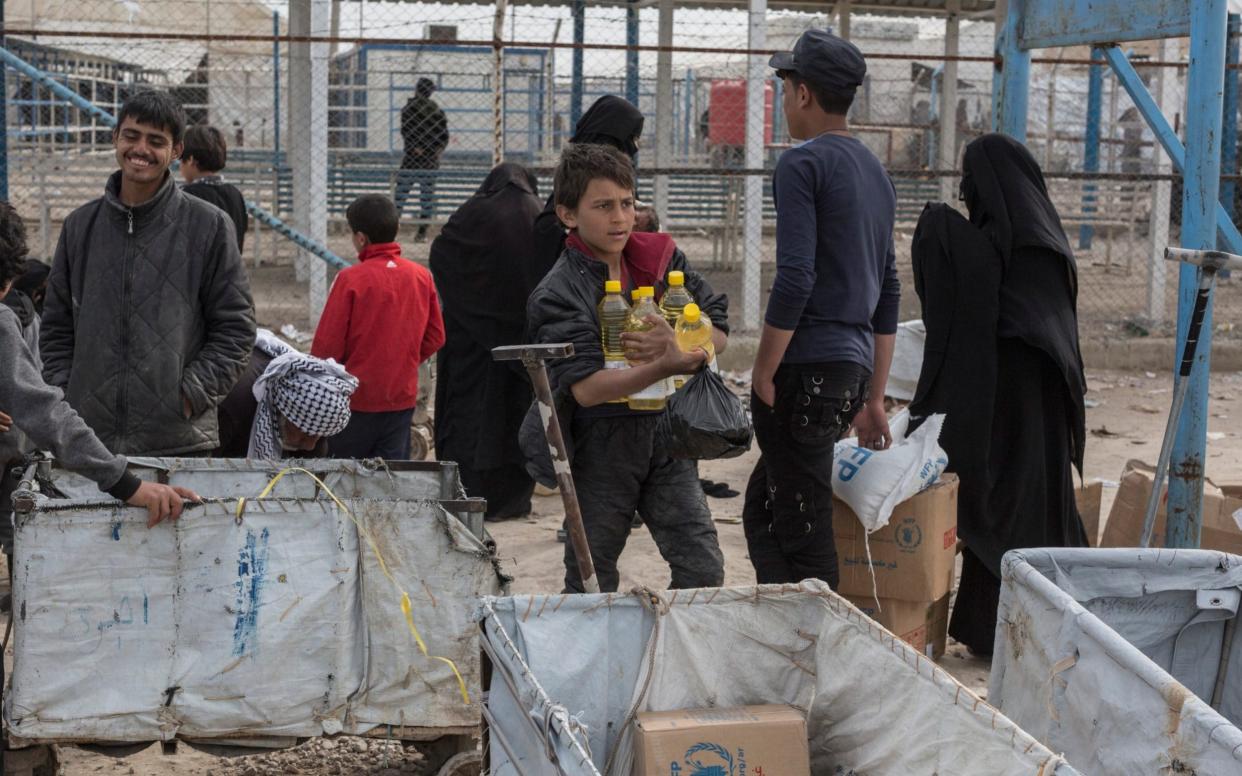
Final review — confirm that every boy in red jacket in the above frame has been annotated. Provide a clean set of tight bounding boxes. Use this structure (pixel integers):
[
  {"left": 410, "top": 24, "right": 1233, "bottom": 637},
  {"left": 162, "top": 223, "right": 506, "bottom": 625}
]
[{"left": 312, "top": 195, "right": 445, "bottom": 459}]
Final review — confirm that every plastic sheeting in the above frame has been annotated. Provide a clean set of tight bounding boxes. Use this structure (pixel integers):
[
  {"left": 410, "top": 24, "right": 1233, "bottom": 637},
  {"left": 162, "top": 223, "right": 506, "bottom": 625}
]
[
  {"left": 990, "top": 548, "right": 1242, "bottom": 775},
  {"left": 5, "top": 460, "right": 506, "bottom": 744},
  {"left": 480, "top": 583, "right": 1079, "bottom": 776}
]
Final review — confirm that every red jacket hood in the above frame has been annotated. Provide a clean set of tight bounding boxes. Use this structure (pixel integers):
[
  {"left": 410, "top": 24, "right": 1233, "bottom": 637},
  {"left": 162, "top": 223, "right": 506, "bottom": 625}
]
[{"left": 566, "top": 231, "right": 677, "bottom": 293}]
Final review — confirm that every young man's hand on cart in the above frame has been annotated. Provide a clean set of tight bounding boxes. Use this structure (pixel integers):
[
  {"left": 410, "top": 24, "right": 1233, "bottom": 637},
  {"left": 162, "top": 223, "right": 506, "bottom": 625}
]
[{"left": 129, "top": 481, "right": 202, "bottom": 528}]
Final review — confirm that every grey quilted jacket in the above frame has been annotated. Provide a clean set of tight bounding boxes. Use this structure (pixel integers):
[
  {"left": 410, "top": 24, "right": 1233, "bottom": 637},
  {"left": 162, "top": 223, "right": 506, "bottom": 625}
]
[{"left": 41, "top": 170, "right": 256, "bottom": 456}]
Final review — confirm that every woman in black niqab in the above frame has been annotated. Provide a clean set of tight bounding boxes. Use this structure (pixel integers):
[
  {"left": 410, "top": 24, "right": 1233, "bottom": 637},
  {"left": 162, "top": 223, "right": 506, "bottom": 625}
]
[
  {"left": 430, "top": 162, "right": 544, "bottom": 520},
  {"left": 909, "top": 133, "right": 1088, "bottom": 655},
  {"left": 530, "top": 95, "right": 646, "bottom": 285}
]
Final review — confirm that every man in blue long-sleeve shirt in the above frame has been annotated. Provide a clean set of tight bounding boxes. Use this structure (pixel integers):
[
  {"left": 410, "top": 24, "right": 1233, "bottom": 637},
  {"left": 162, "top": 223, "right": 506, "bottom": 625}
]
[{"left": 744, "top": 29, "right": 901, "bottom": 587}]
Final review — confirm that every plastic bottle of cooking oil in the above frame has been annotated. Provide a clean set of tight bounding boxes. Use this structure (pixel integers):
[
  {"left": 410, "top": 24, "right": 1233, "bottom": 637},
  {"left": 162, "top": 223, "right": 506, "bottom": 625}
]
[
  {"left": 675, "top": 303, "right": 715, "bottom": 369},
  {"left": 660, "top": 271, "right": 695, "bottom": 327},
  {"left": 661, "top": 272, "right": 698, "bottom": 390},
  {"left": 626, "top": 287, "right": 669, "bottom": 411},
  {"left": 598, "top": 279, "right": 631, "bottom": 403}
]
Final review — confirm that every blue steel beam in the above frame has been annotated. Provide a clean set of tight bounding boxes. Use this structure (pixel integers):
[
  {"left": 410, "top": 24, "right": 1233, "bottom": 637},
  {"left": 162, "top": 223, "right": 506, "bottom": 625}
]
[
  {"left": 1018, "top": 0, "right": 1191, "bottom": 50},
  {"left": 1101, "top": 46, "right": 1242, "bottom": 254},
  {"left": 994, "top": 0, "right": 1029, "bottom": 138},
  {"left": 0, "top": 44, "right": 347, "bottom": 270},
  {"left": 1166, "top": 0, "right": 1228, "bottom": 549},
  {"left": 1079, "top": 50, "right": 1103, "bottom": 250}
]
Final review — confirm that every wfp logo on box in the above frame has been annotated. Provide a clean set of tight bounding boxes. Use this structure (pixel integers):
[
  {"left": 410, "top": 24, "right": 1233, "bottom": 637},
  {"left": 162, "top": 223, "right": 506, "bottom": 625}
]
[
  {"left": 895, "top": 517, "right": 923, "bottom": 552},
  {"left": 670, "top": 742, "right": 737, "bottom": 776}
]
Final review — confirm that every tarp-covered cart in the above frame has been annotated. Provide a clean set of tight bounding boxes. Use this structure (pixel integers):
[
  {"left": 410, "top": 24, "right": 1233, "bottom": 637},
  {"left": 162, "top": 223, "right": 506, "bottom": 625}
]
[
  {"left": 990, "top": 548, "right": 1242, "bottom": 775},
  {"left": 2, "top": 456, "right": 506, "bottom": 776},
  {"left": 480, "top": 582, "right": 1081, "bottom": 775}
]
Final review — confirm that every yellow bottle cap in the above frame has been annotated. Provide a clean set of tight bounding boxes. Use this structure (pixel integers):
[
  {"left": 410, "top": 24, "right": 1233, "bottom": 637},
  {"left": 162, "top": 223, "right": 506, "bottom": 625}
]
[
  {"left": 631, "top": 290, "right": 640, "bottom": 302},
  {"left": 639, "top": 286, "right": 655, "bottom": 297},
  {"left": 668, "top": 271, "right": 685, "bottom": 286},
  {"left": 683, "top": 303, "right": 701, "bottom": 323},
  {"left": 605, "top": 280, "right": 622, "bottom": 294}
]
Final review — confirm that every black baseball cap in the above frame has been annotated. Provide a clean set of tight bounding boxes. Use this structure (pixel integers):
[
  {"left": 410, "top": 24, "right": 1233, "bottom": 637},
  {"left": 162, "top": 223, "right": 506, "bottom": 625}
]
[{"left": 769, "top": 29, "right": 867, "bottom": 94}]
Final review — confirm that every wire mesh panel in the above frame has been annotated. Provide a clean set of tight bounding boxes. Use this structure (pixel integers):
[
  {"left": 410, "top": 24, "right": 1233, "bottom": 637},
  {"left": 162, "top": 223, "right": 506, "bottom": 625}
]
[{"left": 1, "top": 2, "right": 1237, "bottom": 339}]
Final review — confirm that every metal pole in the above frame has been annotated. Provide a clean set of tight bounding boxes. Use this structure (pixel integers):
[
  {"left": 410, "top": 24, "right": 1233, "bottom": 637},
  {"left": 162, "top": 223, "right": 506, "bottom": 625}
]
[
  {"left": 289, "top": 0, "right": 331, "bottom": 320},
  {"left": 570, "top": 0, "right": 585, "bottom": 128},
  {"left": 654, "top": 0, "right": 674, "bottom": 218},
  {"left": 1148, "top": 38, "right": 1176, "bottom": 324},
  {"left": 1080, "top": 50, "right": 1103, "bottom": 249},
  {"left": 837, "top": 2, "right": 852, "bottom": 40},
  {"left": 546, "top": 19, "right": 561, "bottom": 156},
  {"left": 626, "top": 0, "right": 640, "bottom": 109},
  {"left": 0, "top": 0, "right": 9, "bottom": 202},
  {"left": 274, "top": 12, "right": 282, "bottom": 173},
  {"left": 743, "top": 0, "right": 765, "bottom": 333},
  {"left": 1168, "top": 0, "right": 1229, "bottom": 549},
  {"left": 938, "top": 0, "right": 960, "bottom": 204},
  {"left": 994, "top": 0, "right": 1030, "bottom": 139},
  {"left": 493, "top": 0, "right": 509, "bottom": 167}
]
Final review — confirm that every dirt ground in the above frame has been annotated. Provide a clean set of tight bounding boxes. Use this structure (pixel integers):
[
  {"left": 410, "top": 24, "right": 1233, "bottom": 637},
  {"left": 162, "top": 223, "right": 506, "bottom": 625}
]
[{"left": 7, "top": 368, "right": 1242, "bottom": 775}]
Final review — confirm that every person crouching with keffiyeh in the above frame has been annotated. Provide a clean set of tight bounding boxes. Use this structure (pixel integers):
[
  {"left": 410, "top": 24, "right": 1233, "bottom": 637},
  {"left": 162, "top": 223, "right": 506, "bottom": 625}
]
[{"left": 213, "top": 330, "right": 358, "bottom": 460}]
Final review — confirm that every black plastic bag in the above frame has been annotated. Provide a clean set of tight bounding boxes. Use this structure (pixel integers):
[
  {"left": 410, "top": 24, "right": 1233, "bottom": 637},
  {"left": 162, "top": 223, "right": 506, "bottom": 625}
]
[{"left": 660, "top": 368, "right": 753, "bottom": 460}]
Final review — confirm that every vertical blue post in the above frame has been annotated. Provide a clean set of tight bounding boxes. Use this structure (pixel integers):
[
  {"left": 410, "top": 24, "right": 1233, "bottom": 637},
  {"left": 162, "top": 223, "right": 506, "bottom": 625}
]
[
  {"left": 1080, "top": 49, "right": 1104, "bottom": 249},
  {"left": 571, "top": 0, "right": 586, "bottom": 128},
  {"left": 1221, "top": 15, "right": 1240, "bottom": 240},
  {"left": 626, "top": 1, "right": 640, "bottom": 108},
  {"left": 273, "top": 12, "right": 281, "bottom": 167},
  {"left": 994, "top": 0, "right": 1030, "bottom": 139},
  {"left": 1168, "top": 0, "right": 1229, "bottom": 549}
]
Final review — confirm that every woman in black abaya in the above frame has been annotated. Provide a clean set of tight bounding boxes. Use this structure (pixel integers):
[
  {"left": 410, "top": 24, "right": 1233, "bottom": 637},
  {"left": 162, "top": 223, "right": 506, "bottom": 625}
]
[
  {"left": 529, "top": 95, "right": 645, "bottom": 285},
  {"left": 910, "top": 133, "right": 1088, "bottom": 655},
  {"left": 430, "top": 163, "right": 544, "bottom": 520}
]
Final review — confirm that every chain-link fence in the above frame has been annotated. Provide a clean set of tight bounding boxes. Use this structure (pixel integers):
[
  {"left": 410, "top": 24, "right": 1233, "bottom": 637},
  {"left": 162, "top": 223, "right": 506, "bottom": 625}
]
[{"left": 2, "top": 2, "right": 1237, "bottom": 340}]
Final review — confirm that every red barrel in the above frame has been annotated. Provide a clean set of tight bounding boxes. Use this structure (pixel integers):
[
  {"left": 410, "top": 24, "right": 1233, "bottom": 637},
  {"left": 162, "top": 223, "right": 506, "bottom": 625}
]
[{"left": 708, "top": 79, "right": 774, "bottom": 147}]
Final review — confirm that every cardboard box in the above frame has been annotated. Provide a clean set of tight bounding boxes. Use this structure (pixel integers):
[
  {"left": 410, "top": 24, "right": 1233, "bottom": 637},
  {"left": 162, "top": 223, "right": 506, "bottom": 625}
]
[
  {"left": 833, "top": 476, "right": 959, "bottom": 602},
  {"left": 1101, "top": 460, "right": 1242, "bottom": 553},
  {"left": 634, "top": 705, "right": 810, "bottom": 776},
  {"left": 1075, "top": 481, "right": 1104, "bottom": 547},
  {"left": 844, "top": 593, "right": 951, "bottom": 660}
]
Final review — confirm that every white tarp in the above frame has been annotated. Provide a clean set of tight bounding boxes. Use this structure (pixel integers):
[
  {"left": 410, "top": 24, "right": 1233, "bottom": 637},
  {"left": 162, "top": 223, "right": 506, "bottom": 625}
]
[
  {"left": 480, "top": 583, "right": 1079, "bottom": 776},
  {"left": 990, "top": 548, "right": 1242, "bottom": 776},
  {"left": 5, "top": 462, "right": 505, "bottom": 744}
]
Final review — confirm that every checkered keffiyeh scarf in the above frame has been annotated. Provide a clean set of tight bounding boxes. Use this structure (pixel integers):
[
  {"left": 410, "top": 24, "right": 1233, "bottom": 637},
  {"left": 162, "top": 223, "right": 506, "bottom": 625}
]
[{"left": 247, "top": 330, "right": 358, "bottom": 460}]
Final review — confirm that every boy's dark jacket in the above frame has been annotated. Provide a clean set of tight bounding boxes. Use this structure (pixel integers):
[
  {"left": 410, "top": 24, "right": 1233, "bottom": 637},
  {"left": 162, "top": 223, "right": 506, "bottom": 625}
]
[{"left": 520, "top": 231, "right": 729, "bottom": 486}]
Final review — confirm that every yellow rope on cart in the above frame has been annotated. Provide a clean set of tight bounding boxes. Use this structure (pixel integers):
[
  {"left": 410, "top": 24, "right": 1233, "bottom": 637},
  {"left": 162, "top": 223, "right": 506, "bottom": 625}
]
[{"left": 237, "top": 467, "right": 471, "bottom": 705}]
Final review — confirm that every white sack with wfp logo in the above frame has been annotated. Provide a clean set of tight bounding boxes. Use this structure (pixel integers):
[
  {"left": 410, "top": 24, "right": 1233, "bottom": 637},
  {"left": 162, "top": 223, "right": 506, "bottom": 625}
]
[{"left": 832, "top": 410, "right": 948, "bottom": 533}]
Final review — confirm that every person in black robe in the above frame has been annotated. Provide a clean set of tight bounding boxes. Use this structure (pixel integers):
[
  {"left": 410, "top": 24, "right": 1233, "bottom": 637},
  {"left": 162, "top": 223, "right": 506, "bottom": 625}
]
[
  {"left": 909, "top": 133, "right": 1088, "bottom": 655},
  {"left": 430, "top": 163, "right": 544, "bottom": 520},
  {"left": 529, "top": 95, "right": 645, "bottom": 287}
]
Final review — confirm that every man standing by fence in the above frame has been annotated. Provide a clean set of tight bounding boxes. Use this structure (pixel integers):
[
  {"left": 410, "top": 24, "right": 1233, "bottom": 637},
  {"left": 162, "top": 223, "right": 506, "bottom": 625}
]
[
  {"left": 40, "top": 90, "right": 256, "bottom": 458},
  {"left": 396, "top": 77, "right": 450, "bottom": 242}
]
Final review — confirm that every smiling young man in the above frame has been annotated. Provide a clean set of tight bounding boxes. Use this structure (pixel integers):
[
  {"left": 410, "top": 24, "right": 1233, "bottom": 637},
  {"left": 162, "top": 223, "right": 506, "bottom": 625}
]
[
  {"left": 743, "top": 30, "right": 901, "bottom": 588},
  {"left": 41, "top": 90, "right": 256, "bottom": 457},
  {"left": 524, "top": 142, "right": 729, "bottom": 593}
]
